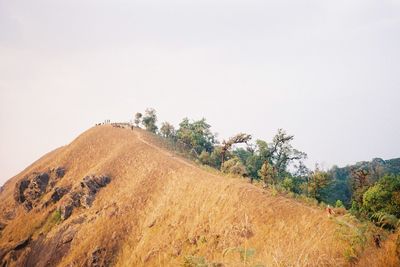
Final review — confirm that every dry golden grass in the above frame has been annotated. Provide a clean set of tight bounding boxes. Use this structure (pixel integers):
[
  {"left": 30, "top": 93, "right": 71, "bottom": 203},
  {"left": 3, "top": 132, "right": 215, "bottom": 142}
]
[
  {"left": 0, "top": 125, "right": 397, "bottom": 266},
  {"left": 356, "top": 231, "right": 399, "bottom": 267}
]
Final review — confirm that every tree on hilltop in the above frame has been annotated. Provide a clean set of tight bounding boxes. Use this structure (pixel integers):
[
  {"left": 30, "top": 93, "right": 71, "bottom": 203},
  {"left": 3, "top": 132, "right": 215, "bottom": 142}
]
[
  {"left": 160, "top": 122, "right": 175, "bottom": 139},
  {"left": 176, "top": 118, "right": 216, "bottom": 155},
  {"left": 142, "top": 108, "right": 158, "bottom": 133},
  {"left": 308, "top": 165, "right": 331, "bottom": 201},
  {"left": 134, "top": 112, "right": 142, "bottom": 127}
]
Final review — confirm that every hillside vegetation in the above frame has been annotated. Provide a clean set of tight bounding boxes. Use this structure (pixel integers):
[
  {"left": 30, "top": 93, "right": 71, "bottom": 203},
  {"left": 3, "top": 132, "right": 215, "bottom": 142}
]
[{"left": 0, "top": 125, "right": 398, "bottom": 266}]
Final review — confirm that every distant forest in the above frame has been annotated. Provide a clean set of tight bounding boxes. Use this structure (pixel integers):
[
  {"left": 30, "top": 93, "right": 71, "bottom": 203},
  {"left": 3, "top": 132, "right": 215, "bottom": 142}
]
[{"left": 133, "top": 108, "right": 400, "bottom": 230}]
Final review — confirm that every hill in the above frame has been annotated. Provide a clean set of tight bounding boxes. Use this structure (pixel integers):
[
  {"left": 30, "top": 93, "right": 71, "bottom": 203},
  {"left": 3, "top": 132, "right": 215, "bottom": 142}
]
[{"left": 0, "top": 125, "right": 398, "bottom": 266}]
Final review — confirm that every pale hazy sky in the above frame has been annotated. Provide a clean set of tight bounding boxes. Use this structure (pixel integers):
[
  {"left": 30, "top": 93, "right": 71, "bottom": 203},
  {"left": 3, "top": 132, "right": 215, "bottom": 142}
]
[{"left": 1, "top": 0, "right": 400, "bottom": 185}]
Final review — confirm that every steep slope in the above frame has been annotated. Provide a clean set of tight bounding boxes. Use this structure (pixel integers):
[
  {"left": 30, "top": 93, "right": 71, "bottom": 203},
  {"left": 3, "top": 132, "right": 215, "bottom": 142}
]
[{"left": 0, "top": 126, "right": 397, "bottom": 266}]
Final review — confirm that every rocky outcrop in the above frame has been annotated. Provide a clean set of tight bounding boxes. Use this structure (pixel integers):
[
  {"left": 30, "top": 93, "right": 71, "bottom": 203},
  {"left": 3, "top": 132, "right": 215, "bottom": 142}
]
[
  {"left": 43, "top": 186, "right": 71, "bottom": 208},
  {"left": 60, "top": 203, "right": 74, "bottom": 220},
  {"left": 0, "top": 222, "right": 6, "bottom": 231},
  {"left": 1, "top": 219, "right": 85, "bottom": 267},
  {"left": 13, "top": 173, "right": 49, "bottom": 211},
  {"left": 51, "top": 187, "right": 69, "bottom": 202},
  {"left": 14, "top": 178, "right": 30, "bottom": 203},
  {"left": 13, "top": 167, "right": 67, "bottom": 211},
  {"left": 80, "top": 175, "right": 111, "bottom": 208},
  {"left": 60, "top": 175, "right": 111, "bottom": 220},
  {"left": 0, "top": 236, "right": 32, "bottom": 266}
]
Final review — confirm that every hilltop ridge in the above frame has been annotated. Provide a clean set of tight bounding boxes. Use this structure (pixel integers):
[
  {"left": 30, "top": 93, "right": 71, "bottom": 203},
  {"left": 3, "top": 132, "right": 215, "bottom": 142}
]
[{"left": 0, "top": 125, "right": 397, "bottom": 266}]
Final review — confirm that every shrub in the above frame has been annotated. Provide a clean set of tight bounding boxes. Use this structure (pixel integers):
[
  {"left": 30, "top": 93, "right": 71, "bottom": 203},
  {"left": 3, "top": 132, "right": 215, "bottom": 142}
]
[
  {"left": 335, "top": 200, "right": 345, "bottom": 208},
  {"left": 282, "top": 177, "right": 294, "bottom": 192},
  {"left": 370, "top": 212, "right": 399, "bottom": 230},
  {"left": 221, "top": 158, "right": 247, "bottom": 176},
  {"left": 41, "top": 209, "right": 62, "bottom": 234},
  {"left": 198, "top": 151, "right": 211, "bottom": 165},
  {"left": 362, "top": 175, "right": 400, "bottom": 218}
]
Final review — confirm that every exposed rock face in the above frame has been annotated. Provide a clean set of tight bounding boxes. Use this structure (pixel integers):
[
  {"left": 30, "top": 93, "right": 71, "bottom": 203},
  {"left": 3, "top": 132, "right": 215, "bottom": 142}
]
[
  {"left": 80, "top": 175, "right": 111, "bottom": 208},
  {"left": 1, "top": 220, "right": 84, "bottom": 267},
  {"left": 14, "top": 178, "right": 30, "bottom": 203},
  {"left": 24, "top": 173, "right": 50, "bottom": 205},
  {"left": 42, "top": 186, "right": 71, "bottom": 208},
  {"left": 60, "top": 175, "right": 111, "bottom": 220},
  {"left": 55, "top": 167, "right": 66, "bottom": 178},
  {"left": 13, "top": 167, "right": 67, "bottom": 212},
  {"left": 0, "top": 222, "right": 6, "bottom": 231},
  {"left": 60, "top": 204, "right": 74, "bottom": 221},
  {"left": 51, "top": 187, "right": 69, "bottom": 203}
]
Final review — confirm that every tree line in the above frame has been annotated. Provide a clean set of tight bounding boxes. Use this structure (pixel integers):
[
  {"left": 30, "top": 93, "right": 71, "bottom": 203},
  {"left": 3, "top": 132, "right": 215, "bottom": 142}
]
[{"left": 133, "top": 108, "right": 400, "bottom": 229}]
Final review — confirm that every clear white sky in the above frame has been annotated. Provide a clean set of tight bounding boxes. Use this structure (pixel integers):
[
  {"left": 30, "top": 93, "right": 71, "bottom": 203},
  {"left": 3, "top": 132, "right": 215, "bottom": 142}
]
[{"left": 1, "top": 0, "right": 400, "bottom": 185}]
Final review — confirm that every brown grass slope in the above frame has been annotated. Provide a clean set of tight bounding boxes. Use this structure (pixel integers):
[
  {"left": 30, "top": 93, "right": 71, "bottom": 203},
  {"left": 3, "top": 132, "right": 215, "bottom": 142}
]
[{"left": 0, "top": 125, "right": 398, "bottom": 266}]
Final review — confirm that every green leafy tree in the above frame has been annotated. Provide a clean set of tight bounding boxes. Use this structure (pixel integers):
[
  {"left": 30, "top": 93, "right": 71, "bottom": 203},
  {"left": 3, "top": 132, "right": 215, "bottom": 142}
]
[
  {"left": 308, "top": 165, "right": 331, "bottom": 201},
  {"left": 160, "top": 122, "right": 175, "bottom": 139},
  {"left": 176, "top": 118, "right": 216, "bottom": 155},
  {"left": 362, "top": 174, "right": 400, "bottom": 218},
  {"left": 142, "top": 108, "right": 158, "bottom": 133},
  {"left": 209, "top": 146, "right": 223, "bottom": 168},
  {"left": 241, "top": 140, "right": 270, "bottom": 179},
  {"left": 268, "top": 129, "right": 307, "bottom": 178},
  {"left": 282, "top": 177, "right": 295, "bottom": 191},
  {"left": 134, "top": 112, "right": 142, "bottom": 127}
]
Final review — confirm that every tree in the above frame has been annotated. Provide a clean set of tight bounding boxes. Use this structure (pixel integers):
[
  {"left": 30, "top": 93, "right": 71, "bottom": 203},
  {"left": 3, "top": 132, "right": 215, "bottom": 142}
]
[
  {"left": 198, "top": 151, "right": 211, "bottom": 165},
  {"left": 134, "top": 112, "right": 142, "bottom": 127},
  {"left": 220, "top": 133, "right": 252, "bottom": 167},
  {"left": 160, "top": 122, "right": 175, "bottom": 139},
  {"left": 268, "top": 129, "right": 307, "bottom": 178},
  {"left": 350, "top": 167, "right": 370, "bottom": 204},
  {"left": 292, "top": 161, "right": 311, "bottom": 195},
  {"left": 259, "top": 161, "right": 277, "bottom": 185},
  {"left": 142, "top": 108, "right": 158, "bottom": 133},
  {"left": 362, "top": 174, "right": 400, "bottom": 218},
  {"left": 176, "top": 118, "right": 216, "bottom": 155},
  {"left": 209, "top": 146, "right": 223, "bottom": 168},
  {"left": 282, "top": 177, "right": 295, "bottom": 191},
  {"left": 308, "top": 165, "right": 331, "bottom": 201},
  {"left": 239, "top": 140, "right": 269, "bottom": 179}
]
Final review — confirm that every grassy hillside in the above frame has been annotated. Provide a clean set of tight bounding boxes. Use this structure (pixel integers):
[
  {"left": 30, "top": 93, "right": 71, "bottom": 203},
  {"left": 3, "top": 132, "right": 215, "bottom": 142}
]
[{"left": 0, "top": 126, "right": 398, "bottom": 266}]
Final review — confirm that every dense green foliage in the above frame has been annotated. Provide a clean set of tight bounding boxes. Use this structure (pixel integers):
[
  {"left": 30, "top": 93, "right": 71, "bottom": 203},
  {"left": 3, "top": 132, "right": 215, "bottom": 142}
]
[
  {"left": 308, "top": 166, "right": 332, "bottom": 202},
  {"left": 320, "top": 158, "right": 400, "bottom": 207},
  {"left": 362, "top": 175, "right": 400, "bottom": 225},
  {"left": 141, "top": 108, "right": 158, "bottom": 133},
  {"left": 176, "top": 118, "right": 216, "bottom": 156}
]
